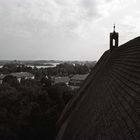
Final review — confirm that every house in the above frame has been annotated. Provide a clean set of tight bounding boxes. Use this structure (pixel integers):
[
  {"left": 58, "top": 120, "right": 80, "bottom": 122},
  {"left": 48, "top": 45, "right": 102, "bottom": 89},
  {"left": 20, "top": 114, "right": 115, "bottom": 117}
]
[
  {"left": 54, "top": 76, "right": 70, "bottom": 85},
  {"left": 10, "top": 72, "right": 34, "bottom": 82},
  {"left": 68, "top": 74, "right": 89, "bottom": 89},
  {"left": 0, "top": 72, "right": 34, "bottom": 84}
]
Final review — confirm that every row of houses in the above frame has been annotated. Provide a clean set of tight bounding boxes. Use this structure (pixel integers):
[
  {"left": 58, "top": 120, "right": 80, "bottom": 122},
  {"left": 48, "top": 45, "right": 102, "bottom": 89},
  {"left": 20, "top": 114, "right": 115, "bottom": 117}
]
[
  {"left": 0, "top": 72, "right": 34, "bottom": 84},
  {"left": 0, "top": 72, "right": 89, "bottom": 90}
]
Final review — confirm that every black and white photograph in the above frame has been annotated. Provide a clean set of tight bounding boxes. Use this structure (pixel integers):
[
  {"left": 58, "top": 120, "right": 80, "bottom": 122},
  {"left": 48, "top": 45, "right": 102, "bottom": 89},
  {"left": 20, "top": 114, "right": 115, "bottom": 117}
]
[{"left": 0, "top": 0, "right": 139, "bottom": 140}]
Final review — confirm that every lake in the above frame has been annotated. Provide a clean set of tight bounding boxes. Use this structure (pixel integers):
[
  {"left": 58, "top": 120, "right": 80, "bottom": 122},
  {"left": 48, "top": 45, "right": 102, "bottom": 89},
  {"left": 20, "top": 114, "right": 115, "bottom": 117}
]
[
  {"left": 0, "top": 63, "right": 60, "bottom": 69},
  {"left": 26, "top": 63, "right": 60, "bottom": 68}
]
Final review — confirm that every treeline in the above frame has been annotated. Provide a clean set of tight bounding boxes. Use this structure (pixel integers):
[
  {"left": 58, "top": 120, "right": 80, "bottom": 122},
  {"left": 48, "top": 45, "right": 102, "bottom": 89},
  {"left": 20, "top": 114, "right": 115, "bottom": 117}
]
[
  {"left": 0, "top": 62, "right": 95, "bottom": 77},
  {"left": 0, "top": 76, "right": 74, "bottom": 140},
  {"left": 47, "top": 63, "right": 90, "bottom": 76}
]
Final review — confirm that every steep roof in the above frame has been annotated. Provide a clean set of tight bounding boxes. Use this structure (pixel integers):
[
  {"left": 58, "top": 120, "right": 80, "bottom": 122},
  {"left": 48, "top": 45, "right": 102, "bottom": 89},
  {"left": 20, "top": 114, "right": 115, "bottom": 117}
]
[{"left": 56, "top": 36, "right": 140, "bottom": 140}]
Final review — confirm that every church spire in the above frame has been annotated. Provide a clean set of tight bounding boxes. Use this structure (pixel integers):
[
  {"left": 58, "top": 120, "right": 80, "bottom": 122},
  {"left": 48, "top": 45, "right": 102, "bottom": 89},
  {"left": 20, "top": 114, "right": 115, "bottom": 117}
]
[
  {"left": 110, "top": 25, "right": 119, "bottom": 51},
  {"left": 113, "top": 24, "right": 115, "bottom": 32}
]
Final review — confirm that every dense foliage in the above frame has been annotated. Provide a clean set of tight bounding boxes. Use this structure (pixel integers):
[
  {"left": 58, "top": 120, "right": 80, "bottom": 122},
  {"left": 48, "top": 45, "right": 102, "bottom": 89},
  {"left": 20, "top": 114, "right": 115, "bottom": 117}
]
[
  {"left": 0, "top": 77, "right": 73, "bottom": 140},
  {"left": 0, "top": 62, "right": 95, "bottom": 140},
  {"left": 0, "top": 62, "right": 91, "bottom": 77}
]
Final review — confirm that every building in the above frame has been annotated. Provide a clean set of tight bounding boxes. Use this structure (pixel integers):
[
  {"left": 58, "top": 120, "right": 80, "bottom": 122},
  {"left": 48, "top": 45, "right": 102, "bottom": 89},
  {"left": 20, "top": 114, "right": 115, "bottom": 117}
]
[
  {"left": 110, "top": 24, "right": 119, "bottom": 51},
  {"left": 68, "top": 74, "right": 89, "bottom": 89},
  {"left": 56, "top": 28, "right": 140, "bottom": 140},
  {"left": 10, "top": 72, "right": 34, "bottom": 82},
  {"left": 0, "top": 72, "right": 34, "bottom": 84},
  {"left": 54, "top": 76, "right": 70, "bottom": 85}
]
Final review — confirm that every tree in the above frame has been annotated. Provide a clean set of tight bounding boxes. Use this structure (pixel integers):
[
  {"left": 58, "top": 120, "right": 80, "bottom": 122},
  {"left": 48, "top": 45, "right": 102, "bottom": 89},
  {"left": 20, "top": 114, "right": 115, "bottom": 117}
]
[{"left": 2, "top": 75, "right": 19, "bottom": 89}]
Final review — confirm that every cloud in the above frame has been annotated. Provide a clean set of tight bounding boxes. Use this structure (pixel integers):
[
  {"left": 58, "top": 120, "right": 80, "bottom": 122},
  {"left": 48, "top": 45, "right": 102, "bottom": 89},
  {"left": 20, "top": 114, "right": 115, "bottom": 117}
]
[
  {"left": 0, "top": 0, "right": 140, "bottom": 60},
  {"left": 80, "top": 0, "right": 100, "bottom": 18},
  {"left": 0, "top": 0, "right": 102, "bottom": 37}
]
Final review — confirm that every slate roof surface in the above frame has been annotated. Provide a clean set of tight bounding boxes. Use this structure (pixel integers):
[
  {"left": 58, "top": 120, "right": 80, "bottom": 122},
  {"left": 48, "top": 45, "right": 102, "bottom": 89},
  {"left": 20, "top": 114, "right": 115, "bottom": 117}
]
[{"left": 56, "top": 36, "right": 140, "bottom": 140}]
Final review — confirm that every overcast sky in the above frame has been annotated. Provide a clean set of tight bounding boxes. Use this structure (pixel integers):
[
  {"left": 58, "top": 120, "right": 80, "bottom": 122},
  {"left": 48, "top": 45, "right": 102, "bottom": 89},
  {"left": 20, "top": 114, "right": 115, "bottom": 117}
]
[{"left": 0, "top": 0, "right": 140, "bottom": 60}]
